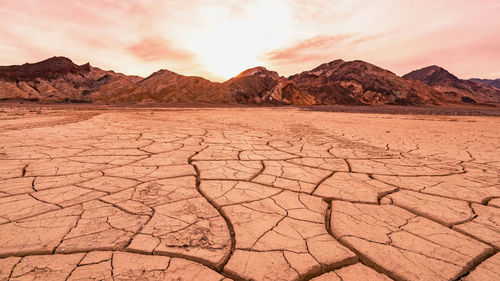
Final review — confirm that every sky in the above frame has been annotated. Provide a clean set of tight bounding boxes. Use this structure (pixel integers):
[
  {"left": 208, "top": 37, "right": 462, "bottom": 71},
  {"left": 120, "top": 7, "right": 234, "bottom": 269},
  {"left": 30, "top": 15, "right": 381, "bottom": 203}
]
[{"left": 1, "top": 0, "right": 499, "bottom": 82}]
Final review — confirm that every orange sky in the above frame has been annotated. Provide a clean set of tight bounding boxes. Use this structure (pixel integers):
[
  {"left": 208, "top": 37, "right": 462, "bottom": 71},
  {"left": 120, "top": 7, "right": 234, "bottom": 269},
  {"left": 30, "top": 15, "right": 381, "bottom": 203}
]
[{"left": 1, "top": 0, "right": 499, "bottom": 81}]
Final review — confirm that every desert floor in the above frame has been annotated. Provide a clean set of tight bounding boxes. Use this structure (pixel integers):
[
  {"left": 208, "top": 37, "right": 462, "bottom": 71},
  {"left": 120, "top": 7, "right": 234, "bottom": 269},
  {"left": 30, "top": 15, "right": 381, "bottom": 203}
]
[{"left": 0, "top": 106, "right": 499, "bottom": 281}]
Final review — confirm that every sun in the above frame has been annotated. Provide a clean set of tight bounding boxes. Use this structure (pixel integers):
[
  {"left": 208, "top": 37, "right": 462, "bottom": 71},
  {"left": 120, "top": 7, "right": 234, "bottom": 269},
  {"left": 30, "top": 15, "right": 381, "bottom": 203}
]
[
  {"left": 193, "top": 25, "right": 263, "bottom": 80},
  {"left": 186, "top": 0, "right": 292, "bottom": 80}
]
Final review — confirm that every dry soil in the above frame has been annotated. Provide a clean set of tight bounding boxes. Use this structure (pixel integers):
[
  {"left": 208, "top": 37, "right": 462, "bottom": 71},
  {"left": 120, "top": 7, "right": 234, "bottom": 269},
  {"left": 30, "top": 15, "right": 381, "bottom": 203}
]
[{"left": 0, "top": 106, "right": 499, "bottom": 281}]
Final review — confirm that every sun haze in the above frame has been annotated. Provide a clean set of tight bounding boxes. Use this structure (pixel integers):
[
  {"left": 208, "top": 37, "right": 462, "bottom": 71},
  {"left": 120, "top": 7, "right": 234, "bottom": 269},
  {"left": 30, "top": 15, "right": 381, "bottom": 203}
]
[{"left": 0, "top": 0, "right": 499, "bottom": 81}]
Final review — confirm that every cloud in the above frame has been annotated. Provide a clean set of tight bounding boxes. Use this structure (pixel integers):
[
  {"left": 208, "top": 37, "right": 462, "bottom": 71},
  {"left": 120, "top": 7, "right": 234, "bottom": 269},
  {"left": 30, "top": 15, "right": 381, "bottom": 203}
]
[
  {"left": 127, "top": 38, "right": 194, "bottom": 62},
  {"left": 264, "top": 35, "right": 353, "bottom": 64},
  {"left": 0, "top": 0, "right": 498, "bottom": 79}
]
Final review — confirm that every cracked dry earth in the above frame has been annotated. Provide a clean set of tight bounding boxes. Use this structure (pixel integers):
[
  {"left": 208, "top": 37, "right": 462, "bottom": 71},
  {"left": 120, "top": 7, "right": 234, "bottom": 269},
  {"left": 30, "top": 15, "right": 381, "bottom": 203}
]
[{"left": 0, "top": 107, "right": 499, "bottom": 281}]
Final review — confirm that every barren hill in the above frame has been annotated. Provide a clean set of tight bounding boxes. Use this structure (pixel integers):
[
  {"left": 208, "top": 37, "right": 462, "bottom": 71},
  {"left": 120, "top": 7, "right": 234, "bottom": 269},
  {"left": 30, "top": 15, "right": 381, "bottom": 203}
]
[
  {"left": 0, "top": 57, "right": 140, "bottom": 102},
  {"left": 91, "top": 69, "right": 230, "bottom": 103},
  {"left": 225, "top": 67, "right": 316, "bottom": 105},
  {"left": 1, "top": 57, "right": 497, "bottom": 106},
  {"left": 469, "top": 78, "right": 500, "bottom": 90},
  {"left": 403, "top": 66, "right": 500, "bottom": 104},
  {"left": 290, "top": 60, "right": 446, "bottom": 105}
]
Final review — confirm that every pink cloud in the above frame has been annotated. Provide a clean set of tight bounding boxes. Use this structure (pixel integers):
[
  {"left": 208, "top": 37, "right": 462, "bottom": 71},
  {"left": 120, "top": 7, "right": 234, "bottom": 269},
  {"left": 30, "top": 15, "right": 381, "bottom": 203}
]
[
  {"left": 128, "top": 38, "right": 194, "bottom": 62},
  {"left": 265, "top": 35, "right": 353, "bottom": 63},
  {"left": 0, "top": 0, "right": 498, "bottom": 79}
]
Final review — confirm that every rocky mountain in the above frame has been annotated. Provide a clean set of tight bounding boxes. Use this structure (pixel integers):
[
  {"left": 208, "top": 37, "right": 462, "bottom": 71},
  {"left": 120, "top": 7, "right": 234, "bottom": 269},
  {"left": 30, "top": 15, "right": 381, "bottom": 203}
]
[
  {"left": 469, "top": 78, "right": 500, "bottom": 90},
  {"left": 290, "top": 60, "right": 445, "bottom": 105},
  {"left": 224, "top": 67, "right": 316, "bottom": 105},
  {"left": 0, "top": 57, "right": 141, "bottom": 102},
  {"left": 93, "top": 66, "right": 317, "bottom": 105},
  {"left": 288, "top": 60, "right": 357, "bottom": 105},
  {"left": 403, "top": 66, "right": 500, "bottom": 104},
  {"left": 1, "top": 56, "right": 497, "bottom": 106},
  {"left": 91, "top": 69, "right": 230, "bottom": 103},
  {"left": 117, "top": 61, "right": 448, "bottom": 106}
]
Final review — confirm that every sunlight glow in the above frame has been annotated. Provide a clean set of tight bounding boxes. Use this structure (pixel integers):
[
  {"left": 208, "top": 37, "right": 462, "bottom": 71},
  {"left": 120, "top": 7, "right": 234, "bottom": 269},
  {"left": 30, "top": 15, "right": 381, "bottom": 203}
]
[
  {"left": 187, "top": 0, "right": 292, "bottom": 79},
  {"left": 2, "top": 0, "right": 499, "bottom": 79}
]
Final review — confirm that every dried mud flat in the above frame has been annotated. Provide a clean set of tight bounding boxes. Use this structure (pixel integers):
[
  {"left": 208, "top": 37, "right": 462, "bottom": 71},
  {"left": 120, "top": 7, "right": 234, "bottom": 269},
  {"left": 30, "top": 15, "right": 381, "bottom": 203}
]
[{"left": 0, "top": 106, "right": 499, "bottom": 281}]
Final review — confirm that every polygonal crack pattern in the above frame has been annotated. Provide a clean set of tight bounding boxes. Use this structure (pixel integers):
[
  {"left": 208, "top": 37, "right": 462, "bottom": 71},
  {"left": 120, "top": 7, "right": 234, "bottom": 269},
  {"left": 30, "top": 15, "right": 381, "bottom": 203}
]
[{"left": 0, "top": 109, "right": 499, "bottom": 281}]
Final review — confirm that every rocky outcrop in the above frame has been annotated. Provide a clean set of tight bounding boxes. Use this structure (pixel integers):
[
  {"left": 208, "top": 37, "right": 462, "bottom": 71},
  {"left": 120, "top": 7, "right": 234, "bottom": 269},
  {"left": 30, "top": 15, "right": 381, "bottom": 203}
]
[
  {"left": 98, "top": 66, "right": 319, "bottom": 105},
  {"left": 2, "top": 56, "right": 496, "bottom": 106},
  {"left": 291, "top": 60, "right": 446, "bottom": 105},
  {"left": 91, "top": 69, "right": 231, "bottom": 103},
  {"left": 289, "top": 60, "right": 357, "bottom": 105},
  {"left": 469, "top": 78, "right": 500, "bottom": 90},
  {"left": 404, "top": 66, "right": 500, "bottom": 103},
  {"left": 0, "top": 57, "right": 141, "bottom": 102},
  {"left": 225, "top": 67, "right": 316, "bottom": 105}
]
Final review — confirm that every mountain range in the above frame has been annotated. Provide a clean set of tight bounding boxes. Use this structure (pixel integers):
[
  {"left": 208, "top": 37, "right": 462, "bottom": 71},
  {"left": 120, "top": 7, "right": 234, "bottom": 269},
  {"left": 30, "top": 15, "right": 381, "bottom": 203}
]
[
  {"left": 468, "top": 78, "right": 500, "bottom": 90},
  {"left": 403, "top": 66, "right": 499, "bottom": 104},
  {"left": 1, "top": 56, "right": 499, "bottom": 106}
]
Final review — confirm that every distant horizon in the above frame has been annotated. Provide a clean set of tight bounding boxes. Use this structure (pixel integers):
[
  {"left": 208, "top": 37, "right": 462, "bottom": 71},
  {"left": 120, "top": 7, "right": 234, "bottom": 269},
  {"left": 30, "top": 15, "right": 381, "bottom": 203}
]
[
  {"left": 3, "top": 55, "right": 498, "bottom": 83},
  {"left": 1, "top": 1, "right": 499, "bottom": 82}
]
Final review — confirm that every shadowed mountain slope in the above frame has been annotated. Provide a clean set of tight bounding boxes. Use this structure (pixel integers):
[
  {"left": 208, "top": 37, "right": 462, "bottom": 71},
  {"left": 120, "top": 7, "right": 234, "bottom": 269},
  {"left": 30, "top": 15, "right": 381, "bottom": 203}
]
[
  {"left": 1, "top": 57, "right": 496, "bottom": 106},
  {"left": 291, "top": 60, "right": 445, "bottom": 105},
  {"left": 469, "top": 78, "right": 500, "bottom": 90},
  {"left": 0, "top": 57, "right": 140, "bottom": 102},
  {"left": 403, "top": 66, "right": 500, "bottom": 104}
]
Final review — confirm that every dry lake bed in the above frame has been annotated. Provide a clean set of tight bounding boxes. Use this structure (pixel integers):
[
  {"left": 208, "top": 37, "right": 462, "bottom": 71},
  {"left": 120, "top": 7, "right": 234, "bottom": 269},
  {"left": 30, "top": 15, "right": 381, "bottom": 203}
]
[{"left": 0, "top": 106, "right": 499, "bottom": 281}]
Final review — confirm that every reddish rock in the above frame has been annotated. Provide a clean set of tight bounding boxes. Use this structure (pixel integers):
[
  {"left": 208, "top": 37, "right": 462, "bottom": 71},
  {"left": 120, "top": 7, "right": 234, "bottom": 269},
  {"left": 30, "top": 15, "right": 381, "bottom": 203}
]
[{"left": 404, "top": 66, "right": 500, "bottom": 103}]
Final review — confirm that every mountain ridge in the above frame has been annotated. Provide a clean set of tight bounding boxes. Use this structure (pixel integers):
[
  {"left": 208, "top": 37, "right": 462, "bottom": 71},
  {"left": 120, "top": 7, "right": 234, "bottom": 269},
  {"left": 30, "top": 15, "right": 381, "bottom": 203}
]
[
  {"left": 1, "top": 56, "right": 498, "bottom": 106},
  {"left": 403, "top": 66, "right": 500, "bottom": 103},
  {"left": 469, "top": 78, "right": 500, "bottom": 90},
  {"left": 0, "top": 57, "right": 141, "bottom": 102}
]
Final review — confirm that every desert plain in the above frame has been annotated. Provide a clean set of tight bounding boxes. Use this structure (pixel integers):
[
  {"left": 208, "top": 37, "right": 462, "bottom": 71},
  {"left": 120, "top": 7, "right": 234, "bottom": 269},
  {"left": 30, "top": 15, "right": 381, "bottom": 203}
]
[{"left": 0, "top": 105, "right": 499, "bottom": 281}]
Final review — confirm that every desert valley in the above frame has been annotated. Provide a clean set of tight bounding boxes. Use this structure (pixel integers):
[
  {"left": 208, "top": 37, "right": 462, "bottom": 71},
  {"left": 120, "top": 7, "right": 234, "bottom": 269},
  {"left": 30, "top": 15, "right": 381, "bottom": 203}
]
[
  {"left": 1, "top": 1, "right": 500, "bottom": 280},
  {"left": 0, "top": 104, "right": 499, "bottom": 281}
]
